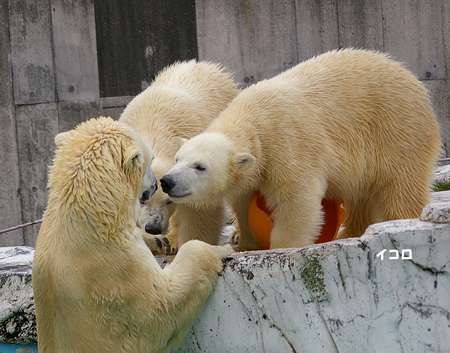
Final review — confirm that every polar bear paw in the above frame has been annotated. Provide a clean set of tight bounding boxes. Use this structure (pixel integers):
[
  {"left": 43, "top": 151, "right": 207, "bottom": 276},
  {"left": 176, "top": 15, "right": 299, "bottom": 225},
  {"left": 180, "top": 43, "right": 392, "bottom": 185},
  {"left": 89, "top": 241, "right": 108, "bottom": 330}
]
[
  {"left": 142, "top": 232, "right": 171, "bottom": 255},
  {"left": 228, "top": 229, "right": 240, "bottom": 245}
]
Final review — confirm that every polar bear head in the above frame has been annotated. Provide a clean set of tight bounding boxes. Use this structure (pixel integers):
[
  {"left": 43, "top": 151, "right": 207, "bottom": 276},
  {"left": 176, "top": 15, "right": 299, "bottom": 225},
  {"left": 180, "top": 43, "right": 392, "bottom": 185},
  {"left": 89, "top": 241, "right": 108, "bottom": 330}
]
[
  {"left": 137, "top": 158, "right": 175, "bottom": 235},
  {"left": 160, "top": 133, "right": 255, "bottom": 205},
  {"left": 50, "top": 117, "right": 157, "bottom": 230}
]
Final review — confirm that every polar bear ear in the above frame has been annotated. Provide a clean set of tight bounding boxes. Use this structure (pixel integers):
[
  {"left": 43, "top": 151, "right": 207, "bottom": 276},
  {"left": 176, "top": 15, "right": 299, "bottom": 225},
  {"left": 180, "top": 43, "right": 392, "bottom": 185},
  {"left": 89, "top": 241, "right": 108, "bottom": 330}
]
[
  {"left": 234, "top": 153, "right": 256, "bottom": 172},
  {"left": 123, "top": 147, "right": 144, "bottom": 171},
  {"left": 176, "top": 136, "right": 188, "bottom": 147},
  {"left": 54, "top": 131, "right": 71, "bottom": 148}
]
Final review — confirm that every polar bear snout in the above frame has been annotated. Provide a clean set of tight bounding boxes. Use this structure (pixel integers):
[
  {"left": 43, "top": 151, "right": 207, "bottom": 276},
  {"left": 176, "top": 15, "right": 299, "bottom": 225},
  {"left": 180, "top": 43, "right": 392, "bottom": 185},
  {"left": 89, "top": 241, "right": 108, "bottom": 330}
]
[
  {"left": 160, "top": 175, "right": 175, "bottom": 193},
  {"left": 139, "top": 164, "right": 158, "bottom": 205},
  {"left": 145, "top": 221, "right": 162, "bottom": 235},
  {"left": 160, "top": 172, "right": 192, "bottom": 200}
]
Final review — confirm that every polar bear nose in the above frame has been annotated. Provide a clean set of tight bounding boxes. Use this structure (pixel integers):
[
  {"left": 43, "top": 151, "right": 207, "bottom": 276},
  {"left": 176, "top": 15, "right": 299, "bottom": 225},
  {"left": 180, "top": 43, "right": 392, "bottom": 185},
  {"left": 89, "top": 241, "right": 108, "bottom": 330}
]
[
  {"left": 139, "top": 189, "right": 152, "bottom": 204},
  {"left": 160, "top": 175, "right": 175, "bottom": 193},
  {"left": 145, "top": 222, "right": 162, "bottom": 235}
]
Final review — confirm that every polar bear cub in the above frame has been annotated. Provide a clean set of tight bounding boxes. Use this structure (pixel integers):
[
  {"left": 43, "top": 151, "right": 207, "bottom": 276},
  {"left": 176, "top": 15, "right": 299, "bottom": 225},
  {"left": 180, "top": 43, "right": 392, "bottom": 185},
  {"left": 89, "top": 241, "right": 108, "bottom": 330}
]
[
  {"left": 120, "top": 60, "right": 239, "bottom": 254},
  {"left": 161, "top": 49, "right": 442, "bottom": 251},
  {"left": 32, "top": 117, "right": 233, "bottom": 353}
]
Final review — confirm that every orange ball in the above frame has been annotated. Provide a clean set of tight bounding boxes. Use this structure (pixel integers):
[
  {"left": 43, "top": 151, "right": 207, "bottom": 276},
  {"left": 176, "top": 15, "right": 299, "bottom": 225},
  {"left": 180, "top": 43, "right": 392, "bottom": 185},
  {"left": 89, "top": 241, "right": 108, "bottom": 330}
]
[
  {"left": 248, "top": 192, "right": 273, "bottom": 250},
  {"left": 248, "top": 192, "right": 345, "bottom": 250}
]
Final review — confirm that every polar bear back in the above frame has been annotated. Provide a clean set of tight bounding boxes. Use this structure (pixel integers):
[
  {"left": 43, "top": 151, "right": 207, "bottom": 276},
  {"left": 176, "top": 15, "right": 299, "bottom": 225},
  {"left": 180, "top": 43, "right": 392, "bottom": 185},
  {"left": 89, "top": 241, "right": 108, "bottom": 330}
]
[
  {"left": 121, "top": 60, "right": 238, "bottom": 160},
  {"left": 207, "top": 49, "right": 441, "bottom": 200}
]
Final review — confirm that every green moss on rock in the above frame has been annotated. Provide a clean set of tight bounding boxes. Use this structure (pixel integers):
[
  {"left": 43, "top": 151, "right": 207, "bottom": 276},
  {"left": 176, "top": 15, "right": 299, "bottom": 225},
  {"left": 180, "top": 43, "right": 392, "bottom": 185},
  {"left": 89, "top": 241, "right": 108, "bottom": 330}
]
[{"left": 300, "top": 257, "right": 327, "bottom": 301}]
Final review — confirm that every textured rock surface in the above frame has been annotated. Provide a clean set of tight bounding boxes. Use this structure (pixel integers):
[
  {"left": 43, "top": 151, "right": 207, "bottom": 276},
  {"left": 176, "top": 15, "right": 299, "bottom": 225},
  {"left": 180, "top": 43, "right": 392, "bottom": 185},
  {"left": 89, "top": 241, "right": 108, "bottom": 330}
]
[
  {"left": 434, "top": 165, "right": 450, "bottom": 184},
  {"left": 0, "top": 247, "right": 36, "bottom": 345},
  {"left": 0, "top": 192, "right": 449, "bottom": 351},
  {"left": 175, "top": 192, "right": 450, "bottom": 353}
]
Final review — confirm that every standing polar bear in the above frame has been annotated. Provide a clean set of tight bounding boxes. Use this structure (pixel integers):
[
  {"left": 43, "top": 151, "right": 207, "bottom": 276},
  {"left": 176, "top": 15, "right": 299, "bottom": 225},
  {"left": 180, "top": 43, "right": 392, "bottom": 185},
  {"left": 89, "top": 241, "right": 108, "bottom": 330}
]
[
  {"left": 120, "top": 60, "right": 239, "bottom": 254},
  {"left": 33, "top": 117, "right": 233, "bottom": 353},
  {"left": 161, "top": 49, "right": 442, "bottom": 251}
]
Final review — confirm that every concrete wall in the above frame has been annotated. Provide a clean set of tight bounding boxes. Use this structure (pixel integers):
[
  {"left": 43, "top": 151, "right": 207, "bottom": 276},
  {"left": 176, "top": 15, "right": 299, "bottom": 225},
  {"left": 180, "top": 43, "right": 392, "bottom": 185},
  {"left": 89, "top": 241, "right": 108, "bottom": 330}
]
[
  {"left": 196, "top": 0, "right": 450, "bottom": 151},
  {"left": 1, "top": 0, "right": 449, "bottom": 246},
  {"left": 0, "top": 0, "right": 123, "bottom": 246}
]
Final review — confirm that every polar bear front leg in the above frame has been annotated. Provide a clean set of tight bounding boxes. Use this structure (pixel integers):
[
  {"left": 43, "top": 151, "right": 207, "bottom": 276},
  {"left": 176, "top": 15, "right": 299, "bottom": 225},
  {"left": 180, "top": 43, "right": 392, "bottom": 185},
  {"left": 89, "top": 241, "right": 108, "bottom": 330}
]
[
  {"left": 232, "top": 192, "right": 261, "bottom": 252},
  {"left": 164, "top": 212, "right": 180, "bottom": 255},
  {"left": 176, "top": 203, "right": 225, "bottom": 248},
  {"left": 270, "top": 195, "right": 324, "bottom": 249},
  {"left": 162, "top": 240, "right": 234, "bottom": 348}
]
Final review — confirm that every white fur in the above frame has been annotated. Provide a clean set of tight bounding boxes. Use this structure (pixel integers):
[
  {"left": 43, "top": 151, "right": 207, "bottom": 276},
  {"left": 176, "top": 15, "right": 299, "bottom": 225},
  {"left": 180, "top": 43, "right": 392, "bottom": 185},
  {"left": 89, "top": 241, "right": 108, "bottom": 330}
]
[
  {"left": 120, "top": 61, "right": 239, "bottom": 253},
  {"left": 33, "top": 117, "right": 234, "bottom": 353},
  {"left": 163, "top": 49, "right": 442, "bottom": 251}
]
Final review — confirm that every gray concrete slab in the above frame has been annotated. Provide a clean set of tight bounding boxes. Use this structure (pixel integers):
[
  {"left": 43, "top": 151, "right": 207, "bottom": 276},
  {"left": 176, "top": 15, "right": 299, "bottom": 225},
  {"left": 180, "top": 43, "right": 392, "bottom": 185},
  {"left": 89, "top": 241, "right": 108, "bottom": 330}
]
[
  {"left": 9, "top": 0, "right": 55, "bottom": 105},
  {"left": 383, "top": 0, "right": 449, "bottom": 81},
  {"left": 15, "top": 104, "right": 59, "bottom": 246},
  {"left": 337, "top": 0, "right": 383, "bottom": 51},
  {"left": 0, "top": 105, "right": 23, "bottom": 246},
  {"left": 196, "top": 0, "right": 298, "bottom": 87},
  {"left": 0, "top": 0, "right": 13, "bottom": 106},
  {"left": 0, "top": 2, "right": 23, "bottom": 246},
  {"left": 424, "top": 79, "right": 450, "bottom": 157},
  {"left": 100, "top": 96, "right": 134, "bottom": 120},
  {"left": 51, "top": 0, "right": 100, "bottom": 102},
  {"left": 295, "top": 0, "right": 339, "bottom": 62},
  {"left": 58, "top": 100, "right": 101, "bottom": 133}
]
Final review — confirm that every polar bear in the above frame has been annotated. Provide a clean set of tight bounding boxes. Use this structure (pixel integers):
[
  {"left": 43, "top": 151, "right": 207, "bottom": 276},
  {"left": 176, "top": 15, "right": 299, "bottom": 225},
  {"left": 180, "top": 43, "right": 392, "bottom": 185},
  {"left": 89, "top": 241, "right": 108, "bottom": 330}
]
[
  {"left": 161, "top": 49, "right": 442, "bottom": 251},
  {"left": 120, "top": 60, "right": 239, "bottom": 254},
  {"left": 32, "top": 117, "right": 233, "bottom": 353}
]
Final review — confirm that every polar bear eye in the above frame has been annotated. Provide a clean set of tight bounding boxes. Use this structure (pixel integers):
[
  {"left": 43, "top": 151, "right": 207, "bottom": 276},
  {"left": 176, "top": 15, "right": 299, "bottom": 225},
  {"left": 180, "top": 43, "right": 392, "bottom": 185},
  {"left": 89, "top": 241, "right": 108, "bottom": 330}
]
[
  {"left": 131, "top": 153, "right": 142, "bottom": 165},
  {"left": 166, "top": 199, "right": 173, "bottom": 205},
  {"left": 194, "top": 163, "right": 206, "bottom": 172}
]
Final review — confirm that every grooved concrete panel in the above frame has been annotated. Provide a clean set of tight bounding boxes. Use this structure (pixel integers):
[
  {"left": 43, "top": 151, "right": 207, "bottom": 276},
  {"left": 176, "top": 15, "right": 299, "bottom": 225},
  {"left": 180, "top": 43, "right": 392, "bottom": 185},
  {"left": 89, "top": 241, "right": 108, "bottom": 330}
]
[
  {"left": 9, "top": 0, "right": 55, "bottom": 105},
  {"left": 0, "top": 0, "right": 103, "bottom": 246},
  {"left": 425, "top": 80, "right": 450, "bottom": 156},
  {"left": 0, "top": 2, "right": 23, "bottom": 245},
  {"left": 100, "top": 96, "right": 134, "bottom": 120},
  {"left": 0, "top": 106, "right": 23, "bottom": 246},
  {"left": 15, "top": 104, "right": 59, "bottom": 247},
  {"left": 196, "top": 0, "right": 450, "bottom": 158},
  {"left": 295, "top": 0, "right": 339, "bottom": 61},
  {"left": 383, "top": 0, "right": 449, "bottom": 80},
  {"left": 58, "top": 100, "right": 101, "bottom": 133},
  {"left": 0, "top": 1, "right": 13, "bottom": 106},
  {"left": 295, "top": 0, "right": 383, "bottom": 63},
  {"left": 337, "top": 0, "right": 383, "bottom": 51},
  {"left": 51, "top": 0, "right": 99, "bottom": 102},
  {"left": 196, "top": 0, "right": 298, "bottom": 87}
]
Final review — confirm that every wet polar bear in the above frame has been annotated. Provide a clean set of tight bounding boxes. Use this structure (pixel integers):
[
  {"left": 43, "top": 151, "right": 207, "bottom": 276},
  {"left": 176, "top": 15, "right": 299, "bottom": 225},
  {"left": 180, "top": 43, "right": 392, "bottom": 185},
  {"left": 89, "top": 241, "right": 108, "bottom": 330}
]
[
  {"left": 120, "top": 60, "right": 239, "bottom": 254},
  {"left": 161, "top": 49, "right": 442, "bottom": 251},
  {"left": 32, "top": 117, "right": 233, "bottom": 353}
]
